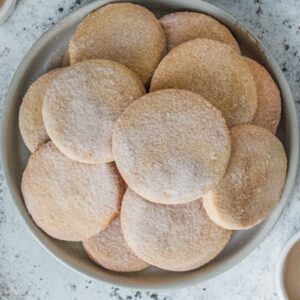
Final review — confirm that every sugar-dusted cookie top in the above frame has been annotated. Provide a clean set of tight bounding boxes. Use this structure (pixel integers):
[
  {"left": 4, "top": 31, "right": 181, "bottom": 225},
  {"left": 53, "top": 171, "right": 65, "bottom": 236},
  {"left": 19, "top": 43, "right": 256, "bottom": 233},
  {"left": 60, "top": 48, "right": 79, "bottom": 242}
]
[
  {"left": 69, "top": 3, "right": 166, "bottom": 83},
  {"left": 113, "top": 89, "right": 231, "bottom": 204},
  {"left": 22, "top": 142, "right": 125, "bottom": 241}
]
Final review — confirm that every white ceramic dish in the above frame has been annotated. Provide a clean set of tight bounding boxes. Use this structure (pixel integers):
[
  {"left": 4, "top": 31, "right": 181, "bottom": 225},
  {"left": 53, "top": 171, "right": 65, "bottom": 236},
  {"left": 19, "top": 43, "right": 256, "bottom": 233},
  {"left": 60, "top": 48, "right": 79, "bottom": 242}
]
[
  {"left": 276, "top": 231, "right": 300, "bottom": 300},
  {"left": 1, "top": 0, "right": 299, "bottom": 289}
]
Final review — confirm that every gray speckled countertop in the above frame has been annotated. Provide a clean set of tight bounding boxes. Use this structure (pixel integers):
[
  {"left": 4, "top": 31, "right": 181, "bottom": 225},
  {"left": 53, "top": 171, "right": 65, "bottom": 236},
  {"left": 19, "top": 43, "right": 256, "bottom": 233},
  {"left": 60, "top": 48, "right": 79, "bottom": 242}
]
[{"left": 0, "top": 0, "right": 300, "bottom": 299}]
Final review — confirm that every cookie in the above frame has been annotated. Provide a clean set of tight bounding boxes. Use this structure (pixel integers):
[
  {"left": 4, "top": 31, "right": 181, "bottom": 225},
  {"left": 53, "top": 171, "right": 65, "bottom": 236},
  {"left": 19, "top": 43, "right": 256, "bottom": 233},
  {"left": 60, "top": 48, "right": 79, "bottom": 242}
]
[
  {"left": 113, "top": 89, "right": 231, "bottom": 204},
  {"left": 150, "top": 38, "right": 258, "bottom": 127},
  {"left": 160, "top": 12, "right": 240, "bottom": 52},
  {"left": 69, "top": 3, "right": 166, "bottom": 83},
  {"left": 83, "top": 217, "right": 149, "bottom": 272},
  {"left": 43, "top": 59, "right": 145, "bottom": 164},
  {"left": 203, "top": 124, "right": 287, "bottom": 230},
  {"left": 21, "top": 142, "right": 125, "bottom": 241},
  {"left": 245, "top": 57, "right": 281, "bottom": 133},
  {"left": 121, "top": 189, "right": 231, "bottom": 272},
  {"left": 19, "top": 69, "right": 62, "bottom": 152}
]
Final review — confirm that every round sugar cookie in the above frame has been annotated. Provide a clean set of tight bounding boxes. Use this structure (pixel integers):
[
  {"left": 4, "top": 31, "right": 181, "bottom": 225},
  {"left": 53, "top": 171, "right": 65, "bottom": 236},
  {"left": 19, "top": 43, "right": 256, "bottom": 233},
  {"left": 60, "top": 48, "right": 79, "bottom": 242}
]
[
  {"left": 69, "top": 3, "right": 166, "bottom": 83},
  {"left": 21, "top": 142, "right": 125, "bottom": 241},
  {"left": 121, "top": 189, "right": 232, "bottom": 272},
  {"left": 160, "top": 12, "right": 240, "bottom": 52},
  {"left": 43, "top": 59, "right": 145, "bottom": 164},
  {"left": 245, "top": 57, "right": 281, "bottom": 134},
  {"left": 83, "top": 217, "right": 149, "bottom": 272},
  {"left": 203, "top": 124, "right": 287, "bottom": 230},
  {"left": 19, "top": 69, "right": 62, "bottom": 152},
  {"left": 150, "top": 38, "right": 258, "bottom": 127},
  {"left": 113, "top": 89, "right": 231, "bottom": 204}
]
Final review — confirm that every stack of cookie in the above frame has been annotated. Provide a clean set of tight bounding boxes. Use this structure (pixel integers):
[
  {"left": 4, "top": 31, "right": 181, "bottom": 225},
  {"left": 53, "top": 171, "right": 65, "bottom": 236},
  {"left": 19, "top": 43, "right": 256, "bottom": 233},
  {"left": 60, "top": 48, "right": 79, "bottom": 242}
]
[{"left": 19, "top": 3, "right": 287, "bottom": 273}]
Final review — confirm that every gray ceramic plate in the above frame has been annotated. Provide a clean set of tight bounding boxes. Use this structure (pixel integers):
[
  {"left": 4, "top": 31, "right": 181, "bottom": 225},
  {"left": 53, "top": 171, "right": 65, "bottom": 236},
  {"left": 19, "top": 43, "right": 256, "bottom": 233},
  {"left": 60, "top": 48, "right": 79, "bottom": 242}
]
[{"left": 1, "top": 0, "right": 299, "bottom": 290}]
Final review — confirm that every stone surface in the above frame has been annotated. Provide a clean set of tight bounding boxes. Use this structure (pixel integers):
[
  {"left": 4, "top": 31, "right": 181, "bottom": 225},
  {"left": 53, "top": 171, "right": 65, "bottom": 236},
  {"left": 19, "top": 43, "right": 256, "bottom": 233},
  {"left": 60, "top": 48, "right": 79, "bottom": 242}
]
[{"left": 0, "top": 0, "right": 299, "bottom": 299}]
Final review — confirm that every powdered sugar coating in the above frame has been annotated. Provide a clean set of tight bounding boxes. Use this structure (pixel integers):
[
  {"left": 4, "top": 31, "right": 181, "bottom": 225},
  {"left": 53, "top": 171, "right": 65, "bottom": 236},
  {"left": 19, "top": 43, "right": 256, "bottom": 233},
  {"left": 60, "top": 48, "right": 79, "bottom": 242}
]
[
  {"left": 83, "top": 217, "right": 149, "bottom": 272},
  {"left": 113, "top": 89, "right": 231, "bottom": 204},
  {"left": 203, "top": 124, "right": 287, "bottom": 230},
  {"left": 121, "top": 189, "right": 231, "bottom": 272},
  {"left": 160, "top": 12, "right": 240, "bottom": 52},
  {"left": 21, "top": 142, "right": 125, "bottom": 241},
  {"left": 245, "top": 57, "right": 282, "bottom": 133},
  {"left": 150, "top": 38, "right": 258, "bottom": 127},
  {"left": 43, "top": 59, "right": 145, "bottom": 164},
  {"left": 69, "top": 3, "right": 166, "bottom": 84},
  {"left": 19, "top": 69, "right": 62, "bottom": 152}
]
